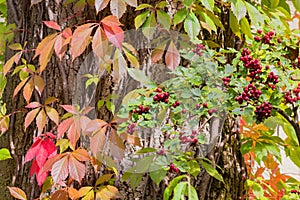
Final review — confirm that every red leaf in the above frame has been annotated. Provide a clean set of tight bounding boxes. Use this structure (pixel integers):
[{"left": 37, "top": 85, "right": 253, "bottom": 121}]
[
  {"left": 13, "top": 78, "right": 29, "bottom": 99},
  {"left": 52, "top": 155, "right": 69, "bottom": 183},
  {"left": 92, "top": 26, "right": 108, "bottom": 59},
  {"left": 24, "top": 138, "right": 42, "bottom": 163},
  {"left": 43, "top": 21, "right": 61, "bottom": 31},
  {"left": 70, "top": 23, "right": 96, "bottom": 61},
  {"left": 103, "top": 24, "right": 124, "bottom": 48},
  {"left": 60, "top": 105, "right": 77, "bottom": 114},
  {"left": 54, "top": 34, "right": 68, "bottom": 61},
  {"left": 110, "top": 0, "right": 126, "bottom": 18},
  {"left": 67, "top": 122, "right": 80, "bottom": 148},
  {"left": 45, "top": 106, "right": 59, "bottom": 125},
  {"left": 36, "top": 109, "right": 47, "bottom": 133},
  {"left": 41, "top": 138, "right": 57, "bottom": 158},
  {"left": 69, "top": 155, "right": 85, "bottom": 184},
  {"left": 62, "top": 28, "right": 72, "bottom": 39},
  {"left": 57, "top": 118, "right": 74, "bottom": 138},
  {"left": 30, "top": 159, "right": 39, "bottom": 176},
  {"left": 95, "top": 0, "right": 110, "bottom": 13},
  {"left": 165, "top": 41, "right": 180, "bottom": 70},
  {"left": 90, "top": 126, "right": 107, "bottom": 156},
  {"left": 25, "top": 102, "right": 42, "bottom": 109},
  {"left": 7, "top": 187, "right": 27, "bottom": 200},
  {"left": 101, "top": 15, "right": 123, "bottom": 27},
  {"left": 23, "top": 77, "right": 34, "bottom": 104},
  {"left": 72, "top": 148, "right": 90, "bottom": 162},
  {"left": 33, "top": 75, "right": 45, "bottom": 96},
  {"left": 24, "top": 108, "right": 40, "bottom": 130},
  {"left": 36, "top": 169, "right": 48, "bottom": 186}
]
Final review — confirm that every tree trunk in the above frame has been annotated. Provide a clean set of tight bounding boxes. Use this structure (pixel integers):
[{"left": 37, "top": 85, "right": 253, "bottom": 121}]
[{"left": 0, "top": 1, "right": 246, "bottom": 199}]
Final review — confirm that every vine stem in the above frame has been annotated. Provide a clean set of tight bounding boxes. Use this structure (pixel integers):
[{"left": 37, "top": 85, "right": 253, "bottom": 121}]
[{"left": 274, "top": 107, "right": 300, "bottom": 144}]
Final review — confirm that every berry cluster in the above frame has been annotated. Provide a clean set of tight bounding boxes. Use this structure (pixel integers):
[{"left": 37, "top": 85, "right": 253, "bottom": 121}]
[
  {"left": 265, "top": 72, "right": 278, "bottom": 89},
  {"left": 293, "top": 56, "right": 300, "bottom": 69},
  {"left": 290, "top": 189, "right": 300, "bottom": 195},
  {"left": 193, "top": 44, "right": 206, "bottom": 56},
  {"left": 132, "top": 104, "right": 150, "bottom": 114},
  {"left": 240, "top": 48, "right": 262, "bottom": 79},
  {"left": 172, "top": 100, "right": 181, "bottom": 108},
  {"left": 153, "top": 88, "right": 170, "bottom": 103},
  {"left": 255, "top": 30, "right": 275, "bottom": 44},
  {"left": 208, "top": 108, "right": 218, "bottom": 115},
  {"left": 126, "top": 123, "right": 136, "bottom": 134},
  {"left": 284, "top": 83, "right": 300, "bottom": 104},
  {"left": 169, "top": 163, "right": 179, "bottom": 173},
  {"left": 235, "top": 84, "right": 262, "bottom": 104},
  {"left": 157, "top": 149, "right": 166, "bottom": 156},
  {"left": 254, "top": 102, "right": 273, "bottom": 122},
  {"left": 179, "top": 130, "right": 198, "bottom": 144},
  {"left": 222, "top": 77, "right": 231, "bottom": 86}
]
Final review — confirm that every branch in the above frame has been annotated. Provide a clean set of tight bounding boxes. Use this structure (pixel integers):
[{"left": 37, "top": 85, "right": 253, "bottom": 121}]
[{"left": 274, "top": 107, "right": 300, "bottom": 144}]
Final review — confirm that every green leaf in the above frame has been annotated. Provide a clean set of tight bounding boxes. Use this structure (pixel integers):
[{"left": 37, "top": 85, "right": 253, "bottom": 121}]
[
  {"left": 173, "top": 182, "right": 187, "bottom": 200},
  {"left": 188, "top": 185, "right": 199, "bottom": 200},
  {"left": 106, "top": 101, "right": 115, "bottom": 114},
  {"left": 200, "top": 161, "right": 224, "bottom": 183},
  {"left": 142, "top": 12, "right": 156, "bottom": 39},
  {"left": 245, "top": 2, "right": 264, "bottom": 26},
  {"left": 149, "top": 168, "right": 167, "bottom": 185},
  {"left": 127, "top": 68, "right": 153, "bottom": 85},
  {"left": 229, "top": 11, "right": 241, "bottom": 38},
  {"left": 183, "top": 0, "right": 193, "bottom": 7},
  {"left": 200, "top": 0, "right": 214, "bottom": 12},
  {"left": 135, "top": 147, "right": 157, "bottom": 154},
  {"left": 231, "top": 0, "right": 246, "bottom": 22},
  {"left": 135, "top": 10, "right": 150, "bottom": 29},
  {"left": 199, "top": 12, "right": 217, "bottom": 33},
  {"left": 270, "top": 0, "right": 279, "bottom": 8},
  {"left": 97, "top": 100, "right": 104, "bottom": 109},
  {"left": 240, "top": 140, "right": 253, "bottom": 154},
  {"left": 0, "top": 148, "right": 11, "bottom": 160},
  {"left": 292, "top": 0, "right": 300, "bottom": 13},
  {"left": 135, "top": 3, "right": 152, "bottom": 10},
  {"left": 173, "top": 8, "right": 188, "bottom": 26},
  {"left": 289, "top": 147, "right": 300, "bottom": 169},
  {"left": 240, "top": 17, "right": 252, "bottom": 38},
  {"left": 189, "top": 160, "right": 200, "bottom": 177},
  {"left": 156, "top": 1, "right": 167, "bottom": 8},
  {"left": 163, "top": 175, "right": 186, "bottom": 200},
  {"left": 157, "top": 10, "right": 171, "bottom": 29},
  {"left": 184, "top": 11, "right": 200, "bottom": 39}
]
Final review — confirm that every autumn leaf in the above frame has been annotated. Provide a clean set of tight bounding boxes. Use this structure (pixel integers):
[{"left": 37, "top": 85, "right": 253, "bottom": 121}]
[
  {"left": 90, "top": 126, "right": 107, "bottom": 156},
  {"left": 23, "top": 78, "right": 34, "bottom": 103},
  {"left": 13, "top": 77, "right": 29, "bottom": 99},
  {"left": 109, "top": 130, "right": 125, "bottom": 159},
  {"left": 68, "top": 187, "right": 80, "bottom": 200},
  {"left": 24, "top": 108, "right": 40, "bottom": 130},
  {"left": 33, "top": 75, "right": 45, "bottom": 96},
  {"left": 72, "top": 148, "right": 90, "bottom": 162},
  {"left": 102, "top": 24, "right": 124, "bottom": 49},
  {"left": 24, "top": 138, "right": 42, "bottom": 163},
  {"left": 25, "top": 102, "right": 42, "bottom": 109},
  {"left": 110, "top": 0, "right": 126, "bottom": 18},
  {"left": 7, "top": 187, "right": 27, "bottom": 200},
  {"left": 92, "top": 26, "right": 108, "bottom": 59},
  {"left": 70, "top": 23, "right": 96, "bottom": 61},
  {"left": 67, "top": 121, "right": 81, "bottom": 148},
  {"left": 43, "top": 21, "right": 61, "bottom": 31},
  {"left": 54, "top": 34, "right": 68, "bottom": 61},
  {"left": 97, "top": 185, "right": 122, "bottom": 199},
  {"left": 3, "top": 52, "right": 22, "bottom": 75},
  {"left": 52, "top": 155, "right": 69, "bottom": 183},
  {"left": 95, "top": 0, "right": 110, "bottom": 13},
  {"left": 36, "top": 109, "right": 47, "bottom": 133},
  {"left": 57, "top": 117, "right": 74, "bottom": 138},
  {"left": 51, "top": 189, "right": 68, "bottom": 200},
  {"left": 45, "top": 106, "right": 59, "bottom": 125},
  {"left": 101, "top": 15, "right": 123, "bottom": 27},
  {"left": 151, "top": 42, "right": 167, "bottom": 63},
  {"left": 69, "top": 155, "right": 85, "bottom": 184},
  {"left": 165, "top": 41, "right": 180, "bottom": 70},
  {"left": 60, "top": 105, "right": 78, "bottom": 114}
]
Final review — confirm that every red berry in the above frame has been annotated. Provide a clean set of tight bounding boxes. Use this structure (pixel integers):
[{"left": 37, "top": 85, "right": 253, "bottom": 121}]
[
  {"left": 196, "top": 103, "right": 201, "bottom": 109},
  {"left": 203, "top": 102, "right": 208, "bottom": 108},
  {"left": 257, "top": 30, "right": 262, "bottom": 34},
  {"left": 191, "top": 138, "right": 198, "bottom": 144},
  {"left": 153, "top": 95, "right": 159, "bottom": 101},
  {"left": 182, "top": 109, "right": 187, "bottom": 114}
]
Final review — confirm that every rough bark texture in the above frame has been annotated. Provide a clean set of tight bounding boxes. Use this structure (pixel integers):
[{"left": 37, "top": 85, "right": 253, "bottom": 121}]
[{"left": 0, "top": 1, "right": 246, "bottom": 199}]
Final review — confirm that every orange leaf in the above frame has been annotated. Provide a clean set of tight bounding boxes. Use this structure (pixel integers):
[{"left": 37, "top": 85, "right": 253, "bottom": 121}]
[
  {"left": 45, "top": 106, "right": 59, "bottom": 125},
  {"left": 57, "top": 118, "right": 74, "bottom": 138},
  {"left": 51, "top": 155, "right": 69, "bottom": 183},
  {"left": 54, "top": 34, "right": 68, "bottom": 61},
  {"left": 78, "top": 186, "right": 93, "bottom": 197},
  {"left": 109, "top": 129, "right": 125, "bottom": 159},
  {"left": 23, "top": 78, "right": 34, "bottom": 104},
  {"left": 36, "top": 109, "right": 47, "bottom": 133},
  {"left": 13, "top": 78, "right": 29, "bottom": 99},
  {"left": 7, "top": 187, "right": 27, "bottom": 200},
  {"left": 42, "top": 154, "right": 63, "bottom": 172},
  {"left": 92, "top": 26, "right": 108, "bottom": 59},
  {"left": 68, "top": 187, "right": 80, "bottom": 200},
  {"left": 69, "top": 155, "right": 85, "bottom": 184},
  {"left": 45, "top": 97, "right": 58, "bottom": 105},
  {"left": 50, "top": 189, "right": 68, "bottom": 200},
  {"left": 165, "top": 41, "right": 180, "bottom": 70},
  {"left": 70, "top": 23, "right": 96, "bottom": 61},
  {"left": 95, "top": 0, "right": 110, "bottom": 13},
  {"left": 62, "top": 28, "right": 72, "bottom": 39},
  {"left": 72, "top": 148, "right": 90, "bottom": 162},
  {"left": 101, "top": 15, "right": 123, "bottom": 27},
  {"left": 79, "top": 116, "right": 92, "bottom": 135},
  {"left": 38, "top": 36, "right": 56, "bottom": 73},
  {"left": 120, "top": 132, "right": 141, "bottom": 146},
  {"left": 34, "top": 33, "right": 57, "bottom": 59},
  {"left": 3, "top": 52, "right": 22, "bottom": 75},
  {"left": 43, "top": 21, "right": 61, "bottom": 31},
  {"left": 67, "top": 122, "right": 80, "bottom": 148},
  {"left": 33, "top": 75, "right": 45, "bottom": 96},
  {"left": 90, "top": 126, "right": 107, "bottom": 156},
  {"left": 103, "top": 24, "right": 124, "bottom": 49},
  {"left": 151, "top": 43, "right": 166, "bottom": 63},
  {"left": 25, "top": 102, "right": 42, "bottom": 109},
  {"left": 24, "top": 108, "right": 40, "bottom": 130},
  {"left": 84, "top": 119, "right": 107, "bottom": 136},
  {"left": 97, "top": 185, "right": 122, "bottom": 199}
]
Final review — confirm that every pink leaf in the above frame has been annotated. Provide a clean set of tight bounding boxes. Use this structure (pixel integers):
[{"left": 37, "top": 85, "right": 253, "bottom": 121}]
[
  {"left": 43, "top": 21, "right": 61, "bottom": 31},
  {"left": 72, "top": 148, "right": 90, "bottom": 162},
  {"left": 7, "top": 187, "right": 27, "bottom": 200},
  {"left": 24, "top": 138, "right": 42, "bottom": 163},
  {"left": 110, "top": 0, "right": 126, "bottom": 18},
  {"left": 90, "top": 126, "right": 107, "bottom": 156},
  {"left": 165, "top": 41, "right": 180, "bottom": 70},
  {"left": 57, "top": 118, "right": 74, "bottom": 138},
  {"left": 103, "top": 24, "right": 124, "bottom": 49},
  {"left": 92, "top": 27, "right": 108, "bottom": 59},
  {"left": 95, "top": 0, "right": 110, "bottom": 13},
  {"left": 67, "top": 122, "right": 80, "bottom": 148},
  {"left": 69, "top": 155, "right": 85, "bottom": 184},
  {"left": 60, "top": 105, "right": 77, "bottom": 114},
  {"left": 41, "top": 138, "right": 57, "bottom": 158},
  {"left": 101, "top": 15, "right": 123, "bottom": 27},
  {"left": 51, "top": 155, "right": 69, "bottom": 183},
  {"left": 45, "top": 106, "right": 59, "bottom": 125},
  {"left": 25, "top": 102, "right": 42, "bottom": 109},
  {"left": 36, "top": 169, "right": 48, "bottom": 186},
  {"left": 54, "top": 34, "right": 68, "bottom": 61},
  {"left": 29, "top": 159, "right": 39, "bottom": 177}
]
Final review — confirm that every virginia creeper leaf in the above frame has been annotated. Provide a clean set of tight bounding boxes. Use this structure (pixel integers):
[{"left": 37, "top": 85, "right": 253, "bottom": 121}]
[
  {"left": 52, "top": 155, "right": 69, "bottom": 183},
  {"left": 110, "top": 0, "right": 126, "bottom": 18},
  {"left": 24, "top": 108, "right": 40, "bottom": 130},
  {"left": 165, "top": 41, "right": 180, "bottom": 70},
  {"left": 7, "top": 187, "right": 27, "bottom": 200},
  {"left": 43, "top": 21, "right": 61, "bottom": 31},
  {"left": 69, "top": 155, "right": 85, "bottom": 183}
]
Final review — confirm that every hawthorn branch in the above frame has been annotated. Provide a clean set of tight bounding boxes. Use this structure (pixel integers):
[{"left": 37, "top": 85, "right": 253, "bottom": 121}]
[{"left": 274, "top": 107, "right": 300, "bottom": 144}]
